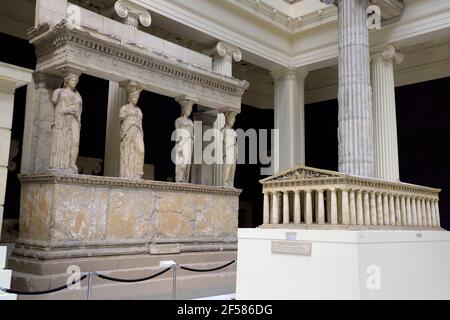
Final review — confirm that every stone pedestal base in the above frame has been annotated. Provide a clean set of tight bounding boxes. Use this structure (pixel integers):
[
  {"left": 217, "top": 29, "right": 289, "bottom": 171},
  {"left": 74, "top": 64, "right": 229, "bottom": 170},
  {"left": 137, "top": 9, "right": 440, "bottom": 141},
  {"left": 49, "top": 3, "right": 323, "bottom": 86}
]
[
  {"left": 236, "top": 229, "right": 450, "bottom": 299},
  {"left": 9, "top": 251, "right": 236, "bottom": 300},
  {"left": 0, "top": 246, "right": 16, "bottom": 300}
]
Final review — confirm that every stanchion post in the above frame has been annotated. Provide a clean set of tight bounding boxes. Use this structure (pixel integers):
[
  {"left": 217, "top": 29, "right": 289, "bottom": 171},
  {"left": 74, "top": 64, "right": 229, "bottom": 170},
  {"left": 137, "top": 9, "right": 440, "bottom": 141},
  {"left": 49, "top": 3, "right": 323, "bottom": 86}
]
[
  {"left": 172, "top": 264, "right": 177, "bottom": 300},
  {"left": 87, "top": 272, "right": 93, "bottom": 300},
  {"left": 160, "top": 260, "right": 177, "bottom": 300}
]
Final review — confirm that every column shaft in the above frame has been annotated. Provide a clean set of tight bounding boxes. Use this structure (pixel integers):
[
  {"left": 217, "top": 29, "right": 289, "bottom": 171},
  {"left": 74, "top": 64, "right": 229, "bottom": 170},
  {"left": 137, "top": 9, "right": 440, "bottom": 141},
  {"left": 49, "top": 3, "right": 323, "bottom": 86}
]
[
  {"left": 283, "top": 192, "right": 290, "bottom": 224},
  {"left": 337, "top": 0, "right": 374, "bottom": 177},
  {"left": 263, "top": 192, "right": 270, "bottom": 224},
  {"left": 272, "top": 69, "right": 308, "bottom": 172},
  {"left": 294, "top": 191, "right": 301, "bottom": 224}
]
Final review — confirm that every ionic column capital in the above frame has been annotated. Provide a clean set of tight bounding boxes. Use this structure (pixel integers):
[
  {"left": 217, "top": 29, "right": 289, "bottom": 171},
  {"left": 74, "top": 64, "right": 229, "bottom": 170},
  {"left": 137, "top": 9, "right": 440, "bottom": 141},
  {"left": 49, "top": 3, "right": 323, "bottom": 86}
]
[
  {"left": 371, "top": 44, "right": 405, "bottom": 65},
  {"left": 114, "top": 0, "right": 152, "bottom": 29},
  {"left": 203, "top": 42, "right": 242, "bottom": 62}
]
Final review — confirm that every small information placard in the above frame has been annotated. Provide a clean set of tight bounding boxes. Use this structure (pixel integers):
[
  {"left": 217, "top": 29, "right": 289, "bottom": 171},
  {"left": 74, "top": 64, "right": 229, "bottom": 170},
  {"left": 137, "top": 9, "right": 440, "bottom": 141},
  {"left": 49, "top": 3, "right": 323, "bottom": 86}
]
[{"left": 271, "top": 241, "right": 312, "bottom": 256}]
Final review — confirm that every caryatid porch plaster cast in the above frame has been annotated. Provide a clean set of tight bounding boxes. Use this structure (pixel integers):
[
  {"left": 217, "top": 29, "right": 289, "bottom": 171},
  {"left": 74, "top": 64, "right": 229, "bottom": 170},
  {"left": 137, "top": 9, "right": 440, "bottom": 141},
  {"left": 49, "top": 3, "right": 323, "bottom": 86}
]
[
  {"left": 203, "top": 42, "right": 242, "bottom": 77},
  {"left": 222, "top": 111, "right": 238, "bottom": 188},
  {"left": 49, "top": 68, "right": 83, "bottom": 174},
  {"left": 371, "top": 45, "right": 404, "bottom": 182},
  {"left": 175, "top": 96, "right": 197, "bottom": 183},
  {"left": 119, "top": 81, "right": 145, "bottom": 179}
]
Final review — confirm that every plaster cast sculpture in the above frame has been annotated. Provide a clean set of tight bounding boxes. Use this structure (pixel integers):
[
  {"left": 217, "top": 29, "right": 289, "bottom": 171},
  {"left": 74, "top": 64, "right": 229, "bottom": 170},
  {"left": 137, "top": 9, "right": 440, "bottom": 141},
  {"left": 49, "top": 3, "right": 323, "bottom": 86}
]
[
  {"left": 222, "top": 111, "right": 238, "bottom": 187},
  {"left": 175, "top": 96, "right": 197, "bottom": 183},
  {"left": 119, "top": 81, "right": 145, "bottom": 179},
  {"left": 49, "top": 69, "right": 82, "bottom": 173}
]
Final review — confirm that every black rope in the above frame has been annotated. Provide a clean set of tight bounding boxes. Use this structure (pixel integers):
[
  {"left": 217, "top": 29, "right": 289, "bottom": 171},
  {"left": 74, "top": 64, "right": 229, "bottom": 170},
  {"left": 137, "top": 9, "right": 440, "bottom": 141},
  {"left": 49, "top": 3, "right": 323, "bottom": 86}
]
[
  {"left": 95, "top": 267, "right": 172, "bottom": 283},
  {"left": 0, "top": 274, "right": 88, "bottom": 296},
  {"left": 180, "top": 260, "right": 235, "bottom": 273}
]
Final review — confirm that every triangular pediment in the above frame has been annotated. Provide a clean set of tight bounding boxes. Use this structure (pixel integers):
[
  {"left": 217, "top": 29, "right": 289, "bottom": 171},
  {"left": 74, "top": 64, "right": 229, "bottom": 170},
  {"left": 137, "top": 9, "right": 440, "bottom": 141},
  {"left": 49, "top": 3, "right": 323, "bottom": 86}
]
[{"left": 260, "top": 165, "right": 344, "bottom": 183}]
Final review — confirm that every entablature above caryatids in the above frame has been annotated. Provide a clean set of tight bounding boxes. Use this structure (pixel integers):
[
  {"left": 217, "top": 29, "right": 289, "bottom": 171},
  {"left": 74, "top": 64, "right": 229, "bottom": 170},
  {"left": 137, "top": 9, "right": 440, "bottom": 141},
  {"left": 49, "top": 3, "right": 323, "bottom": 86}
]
[{"left": 29, "top": 2, "right": 249, "bottom": 112}]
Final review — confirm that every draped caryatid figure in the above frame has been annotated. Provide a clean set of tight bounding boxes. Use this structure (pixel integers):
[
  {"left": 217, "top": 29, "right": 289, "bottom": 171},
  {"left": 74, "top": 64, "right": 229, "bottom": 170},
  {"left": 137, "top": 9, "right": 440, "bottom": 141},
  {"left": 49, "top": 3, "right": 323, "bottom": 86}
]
[
  {"left": 119, "top": 81, "right": 145, "bottom": 179},
  {"left": 174, "top": 96, "right": 197, "bottom": 183},
  {"left": 50, "top": 69, "right": 83, "bottom": 173},
  {"left": 222, "top": 111, "right": 238, "bottom": 187}
]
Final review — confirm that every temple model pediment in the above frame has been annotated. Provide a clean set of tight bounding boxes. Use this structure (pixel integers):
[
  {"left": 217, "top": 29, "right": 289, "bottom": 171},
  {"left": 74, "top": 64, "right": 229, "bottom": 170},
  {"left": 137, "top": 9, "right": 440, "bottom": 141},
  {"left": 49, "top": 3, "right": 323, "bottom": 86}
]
[{"left": 261, "top": 165, "right": 344, "bottom": 183}]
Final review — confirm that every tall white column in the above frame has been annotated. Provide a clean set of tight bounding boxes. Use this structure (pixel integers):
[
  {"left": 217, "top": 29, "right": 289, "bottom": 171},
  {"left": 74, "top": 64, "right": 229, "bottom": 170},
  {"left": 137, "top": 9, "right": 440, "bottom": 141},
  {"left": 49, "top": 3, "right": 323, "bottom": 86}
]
[
  {"left": 337, "top": 0, "right": 375, "bottom": 177},
  {"left": 0, "top": 62, "right": 32, "bottom": 240},
  {"left": 371, "top": 45, "right": 404, "bottom": 181},
  {"left": 272, "top": 68, "right": 308, "bottom": 172},
  {"left": 104, "top": 81, "right": 127, "bottom": 177}
]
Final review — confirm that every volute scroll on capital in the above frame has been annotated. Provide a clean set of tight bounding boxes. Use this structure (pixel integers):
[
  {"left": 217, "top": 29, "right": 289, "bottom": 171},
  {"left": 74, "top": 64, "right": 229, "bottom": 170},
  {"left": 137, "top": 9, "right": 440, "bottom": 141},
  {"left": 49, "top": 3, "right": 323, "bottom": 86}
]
[
  {"left": 203, "top": 42, "right": 242, "bottom": 62},
  {"left": 371, "top": 44, "right": 405, "bottom": 64}
]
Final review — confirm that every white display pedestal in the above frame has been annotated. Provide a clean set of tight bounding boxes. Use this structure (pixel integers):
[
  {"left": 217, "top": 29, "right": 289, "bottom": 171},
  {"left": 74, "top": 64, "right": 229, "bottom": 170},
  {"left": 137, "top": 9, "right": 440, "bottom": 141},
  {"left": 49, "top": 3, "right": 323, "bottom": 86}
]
[
  {"left": 236, "top": 228, "right": 450, "bottom": 300},
  {"left": 0, "top": 246, "right": 16, "bottom": 300}
]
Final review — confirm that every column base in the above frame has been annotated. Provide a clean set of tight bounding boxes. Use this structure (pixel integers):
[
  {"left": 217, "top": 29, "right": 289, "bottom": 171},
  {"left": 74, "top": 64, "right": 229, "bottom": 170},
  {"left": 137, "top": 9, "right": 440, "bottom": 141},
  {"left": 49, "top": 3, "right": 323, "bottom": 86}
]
[{"left": 236, "top": 229, "right": 450, "bottom": 299}]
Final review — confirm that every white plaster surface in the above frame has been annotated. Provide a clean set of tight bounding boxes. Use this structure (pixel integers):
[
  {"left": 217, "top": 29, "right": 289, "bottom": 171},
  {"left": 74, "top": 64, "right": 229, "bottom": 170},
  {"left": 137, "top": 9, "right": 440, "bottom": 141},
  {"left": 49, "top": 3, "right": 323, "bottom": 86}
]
[
  {"left": 0, "top": 247, "right": 5, "bottom": 269},
  {"left": 236, "top": 228, "right": 450, "bottom": 299}
]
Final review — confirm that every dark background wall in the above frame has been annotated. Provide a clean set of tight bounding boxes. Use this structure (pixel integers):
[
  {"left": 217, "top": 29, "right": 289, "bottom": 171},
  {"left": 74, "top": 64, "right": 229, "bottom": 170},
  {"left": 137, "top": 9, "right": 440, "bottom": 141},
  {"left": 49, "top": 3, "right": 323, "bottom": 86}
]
[{"left": 1, "top": 31, "right": 450, "bottom": 230}]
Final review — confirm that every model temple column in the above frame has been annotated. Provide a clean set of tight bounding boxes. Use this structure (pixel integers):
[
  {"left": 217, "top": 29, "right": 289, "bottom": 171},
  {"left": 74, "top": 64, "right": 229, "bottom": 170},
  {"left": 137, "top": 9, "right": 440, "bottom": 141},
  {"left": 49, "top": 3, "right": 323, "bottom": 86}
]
[
  {"left": 271, "top": 68, "right": 309, "bottom": 172},
  {"left": 104, "top": 81, "right": 127, "bottom": 177},
  {"left": 336, "top": 0, "right": 375, "bottom": 177},
  {"left": 371, "top": 45, "right": 404, "bottom": 182}
]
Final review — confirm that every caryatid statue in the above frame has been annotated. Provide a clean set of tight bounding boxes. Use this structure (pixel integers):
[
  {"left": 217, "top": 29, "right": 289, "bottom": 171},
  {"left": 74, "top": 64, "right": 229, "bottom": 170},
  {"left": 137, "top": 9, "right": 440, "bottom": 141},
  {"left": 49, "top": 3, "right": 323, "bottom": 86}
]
[
  {"left": 222, "top": 111, "right": 238, "bottom": 187},
  {"left": 49, "top": 68, "right": 83, "bottom": 173},
  {"left": 119, "top": 81, "right": 145, "bottom": 179},
  {"left": 174, "top": 96, "right": 197, "bottom": 183}
]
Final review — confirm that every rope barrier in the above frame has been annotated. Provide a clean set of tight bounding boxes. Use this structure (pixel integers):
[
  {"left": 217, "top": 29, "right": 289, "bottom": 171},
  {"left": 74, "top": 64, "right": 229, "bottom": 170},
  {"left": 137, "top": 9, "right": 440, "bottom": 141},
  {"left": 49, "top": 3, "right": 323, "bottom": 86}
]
[
  {"left": 95, "top": 267, "right": 172, "bottom": 283},
  {"left": 180, "top": 260, "right": 235, "bottom": 273},
  {"left": 0, "top": 259, "right": 236, "bottom": 296},
  {"left": 0, "top": 274, "right": 88, "bottom": 296}
]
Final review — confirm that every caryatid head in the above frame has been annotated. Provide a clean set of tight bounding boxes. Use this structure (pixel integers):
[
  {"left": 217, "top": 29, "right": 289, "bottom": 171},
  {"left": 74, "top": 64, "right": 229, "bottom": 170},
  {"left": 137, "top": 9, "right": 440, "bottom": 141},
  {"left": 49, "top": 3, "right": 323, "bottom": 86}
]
[
  {"left": 63, "top": 70, "right": 81, "bottom": 91},
  {"left": 124, "top": 81, "right": 143, "bottom": 106}
]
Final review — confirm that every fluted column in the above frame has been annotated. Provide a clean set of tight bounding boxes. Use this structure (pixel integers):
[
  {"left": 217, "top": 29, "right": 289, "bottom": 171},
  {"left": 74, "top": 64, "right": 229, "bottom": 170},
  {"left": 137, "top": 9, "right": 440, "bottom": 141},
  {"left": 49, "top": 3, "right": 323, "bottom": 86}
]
[
  {"left": 389, "top": 195, "right": 396, "bottom": 226},
  {"left": 371, "top": 45, "right": 404, "bottom": 182},
  {"left": 421, "top": 198, "right": 428, "bottom": 227},
  {"left": 417, "top": 198, "right": 423, "bottom": 227},
  {"left": 363, "top": 192, "right": 370, "bottom": 225},
  {"left": 370, "top": 192, "right": 377, "bottom": 226},
  {"left": 263, "top": 192, "right": 270, "bottom": 224},
  {"left": 406, "top": 196, "right": 413, "bottom": 226},
  {"left": 434, "top": 200, "right": 441, "bottom": 228},
  {"left": 356, "top": 191, "right": 364, "bottom": 225},
  {"left": 383, "top": 193, "right": 390, "bottom": 226},
  {"left": 394, "top": 195, "right": 401, "bottom": 226},
  {"left": 316, "top": 190, "right": 325, "bottom": 225},
  {"left": 272, "top": 192, "right": 280, "bottom": 224},
  {"left": 272, "top": 68, "right": 309, "bottom": 172},
  {"left": 305, "top": 190, "right": 313, "bottom": 225},
  {"left": 337, "top": 0, "right": 375, "bottom": 177},
  {"left": 411, "top": 197, "right": 418, "bottom": 226},
  {"left": 341, "top": 189, "right": 350, "bottom": 225},
  {"left": 283, "top": 192, "right": 290, "bottom": 224},
  {"left": 329, "top": 189, "right": 338, "bottom": 225},
  {"left": 376, "top": 193, "right": 384, "bottom": 225},
  {"left": 426, "top": 199, "right": 433, "bottom": 227},
  {"left": 104, "top": 81, "right": 127, "bottom": 177},
  {"left": 400, "top": 196, "right": 407, "bottom": 226},
  {"left": 349, "top": 190, "right": 357, "bottom": 225},
  {"left": 294, "top": 190, "right": 301, "bottom": 224}
]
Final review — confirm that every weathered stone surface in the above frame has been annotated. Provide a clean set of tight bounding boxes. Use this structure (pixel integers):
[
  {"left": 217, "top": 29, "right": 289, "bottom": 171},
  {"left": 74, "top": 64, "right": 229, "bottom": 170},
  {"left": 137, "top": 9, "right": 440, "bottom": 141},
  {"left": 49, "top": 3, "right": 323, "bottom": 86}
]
[{"left": 15, "top": 173, "right": 240, "bottom": 259}]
